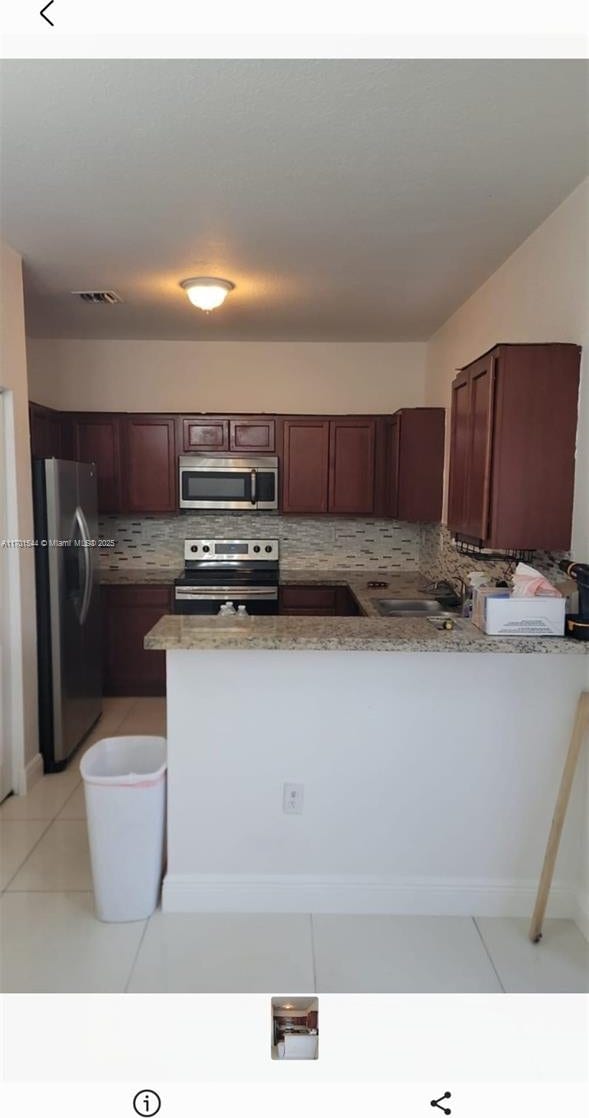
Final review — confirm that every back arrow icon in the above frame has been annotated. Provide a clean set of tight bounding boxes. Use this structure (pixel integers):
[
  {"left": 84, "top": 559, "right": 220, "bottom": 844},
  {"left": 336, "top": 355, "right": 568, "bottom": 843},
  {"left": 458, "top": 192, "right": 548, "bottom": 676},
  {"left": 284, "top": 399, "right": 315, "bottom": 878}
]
[
  {"left": 40, "top": 1, "right": 54, "bottom": 25},
  {"left": 430, "top": 1092, "right": 452, "bottom": 1115}
]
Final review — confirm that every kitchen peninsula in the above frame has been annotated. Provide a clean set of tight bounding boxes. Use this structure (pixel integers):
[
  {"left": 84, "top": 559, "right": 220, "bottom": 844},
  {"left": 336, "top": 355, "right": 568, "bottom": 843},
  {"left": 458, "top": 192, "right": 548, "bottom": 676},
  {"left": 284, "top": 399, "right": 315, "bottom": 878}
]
[{"left": 145, "top": 579, "right": 589, "bottom": 929}]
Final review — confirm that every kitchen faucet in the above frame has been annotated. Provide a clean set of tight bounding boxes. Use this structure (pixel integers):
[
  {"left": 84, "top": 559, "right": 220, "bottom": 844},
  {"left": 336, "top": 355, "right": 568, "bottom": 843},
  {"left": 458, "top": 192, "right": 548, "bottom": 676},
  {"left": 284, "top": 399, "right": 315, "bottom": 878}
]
[{"left": 425, "top": 578, "right": 465, "bottom": 609}]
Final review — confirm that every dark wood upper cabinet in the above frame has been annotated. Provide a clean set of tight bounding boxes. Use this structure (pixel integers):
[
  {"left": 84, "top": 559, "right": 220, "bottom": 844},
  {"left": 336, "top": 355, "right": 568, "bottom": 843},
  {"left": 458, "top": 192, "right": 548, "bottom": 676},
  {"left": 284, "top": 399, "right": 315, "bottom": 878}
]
[
  {"left": 281, "top": 419, "right": 330, "bottom": 514},
  {"left": 230, "top": 417, "right": 275, "bottom": 453},
  {"left": 328, "top": 418, "right": 376, "bottom": 515},
  {"left": 182, "top": 417, "right": 229, "bottom": 452},
  {"left": 29, "top": 402, "right": 63, "bottom": 460},
  {"left": 122, "top": 415, "right": 176, "bottom": 514},
  {"left": 385, "top": 408, "right": 445, "bottom": 523},
  {"left": 447, "top": 372, "right": 471, "bottom": 537},
  {"left": 182, "top": 415, "right": 275, "bottom": 454},
  {"left": 60, "top": 413, "right": 74, "bottom": 460},
  {"left": 464, "top": 356, "right": 495, "bottom": 540},
  {"left": 102, "top": 584, "right": 171, "bottom": 697},
  {"left": 447, "top": 343, "right": 581, "bottom": 550},
  {"left": 73, "top": 413, "right": 123, "bottom": 513}
]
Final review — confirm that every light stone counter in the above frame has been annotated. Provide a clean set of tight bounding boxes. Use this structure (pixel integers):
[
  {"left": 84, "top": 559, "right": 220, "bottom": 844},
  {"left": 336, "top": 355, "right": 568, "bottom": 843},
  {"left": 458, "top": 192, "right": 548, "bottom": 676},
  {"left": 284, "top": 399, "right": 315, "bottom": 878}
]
[
  {"left": 145, "top": 614, "right": 588, "bottom": 655},
  {"left": 99, "top": 567, "right": 182, "bottom": 585},
  {"left": 100, "top": 565, "right": 583, "bottom": 653}
]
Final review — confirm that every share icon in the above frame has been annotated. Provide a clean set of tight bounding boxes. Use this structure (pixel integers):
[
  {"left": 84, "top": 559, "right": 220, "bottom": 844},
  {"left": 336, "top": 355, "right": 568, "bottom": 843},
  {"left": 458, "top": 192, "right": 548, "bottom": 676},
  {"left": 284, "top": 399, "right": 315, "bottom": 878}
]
[{"left": 430, "top": 1091, "right": 452, "bottom": 1114}]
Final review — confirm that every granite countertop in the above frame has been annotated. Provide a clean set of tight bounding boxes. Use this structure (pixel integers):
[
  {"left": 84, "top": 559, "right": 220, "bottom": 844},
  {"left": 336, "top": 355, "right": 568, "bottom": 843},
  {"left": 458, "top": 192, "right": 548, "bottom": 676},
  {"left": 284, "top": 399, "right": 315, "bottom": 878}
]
[
  {"left": 142, "top": 569, "right": 587, "bottom": 655},
  {"left": 99, "top": 567, "right": 182, "bottom": 585},
  {"left": 144, "top": 612, "right": 587, "bottom": 653}
]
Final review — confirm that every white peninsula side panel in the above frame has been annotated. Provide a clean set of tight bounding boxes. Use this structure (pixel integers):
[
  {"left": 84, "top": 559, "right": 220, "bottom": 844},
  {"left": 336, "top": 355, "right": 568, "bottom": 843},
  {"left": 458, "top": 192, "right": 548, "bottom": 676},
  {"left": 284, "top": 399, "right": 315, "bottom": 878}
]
[{"left": 163, "top": 649, "right": 589, "bottom": 930}]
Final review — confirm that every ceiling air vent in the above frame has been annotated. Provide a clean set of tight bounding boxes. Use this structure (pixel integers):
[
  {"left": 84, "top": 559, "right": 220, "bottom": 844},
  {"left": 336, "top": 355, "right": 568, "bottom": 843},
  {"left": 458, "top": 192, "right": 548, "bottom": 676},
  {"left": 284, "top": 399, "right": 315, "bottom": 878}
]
[{"left": 73, "top": 290, "right": 123, "bottom": 305}]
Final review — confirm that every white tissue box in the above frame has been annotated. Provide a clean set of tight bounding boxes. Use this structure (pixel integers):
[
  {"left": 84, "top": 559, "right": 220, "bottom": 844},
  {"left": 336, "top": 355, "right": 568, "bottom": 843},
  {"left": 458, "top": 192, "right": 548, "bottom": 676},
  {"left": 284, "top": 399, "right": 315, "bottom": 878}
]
[{"left": 483, "top": 596, "right": 566, "bottom": 637}]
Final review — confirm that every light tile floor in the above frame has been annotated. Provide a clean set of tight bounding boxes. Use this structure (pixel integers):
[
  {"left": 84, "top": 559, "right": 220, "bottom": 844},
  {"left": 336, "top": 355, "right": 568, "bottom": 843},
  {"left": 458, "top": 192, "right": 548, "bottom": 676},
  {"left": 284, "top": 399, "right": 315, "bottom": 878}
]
[{"left": 1, "top": 698, "right": 588, "bottom": 994}]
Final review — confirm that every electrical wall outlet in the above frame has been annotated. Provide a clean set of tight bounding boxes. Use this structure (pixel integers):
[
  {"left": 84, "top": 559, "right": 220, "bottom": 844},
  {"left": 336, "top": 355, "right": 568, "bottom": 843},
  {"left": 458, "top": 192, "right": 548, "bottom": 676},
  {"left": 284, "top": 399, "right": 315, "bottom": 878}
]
[{"left": 283, "top": 782, "right": 304, "bottom": 815}]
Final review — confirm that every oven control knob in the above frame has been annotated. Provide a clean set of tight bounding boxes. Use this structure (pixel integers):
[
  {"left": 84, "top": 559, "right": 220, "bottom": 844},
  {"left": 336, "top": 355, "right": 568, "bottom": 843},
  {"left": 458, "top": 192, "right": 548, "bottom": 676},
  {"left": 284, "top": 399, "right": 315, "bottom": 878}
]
[
  {"left": 253, "top": 545, "right": 261, "bottom": 553},
  {"left": 265, "top": 545, "right": 273, "bottom": 553},
  {"left": 202, "top": 545, "right": 210, "bottom": 553},
  {"left": 190, "top": 545, "right": 198, "bottom": 553}
]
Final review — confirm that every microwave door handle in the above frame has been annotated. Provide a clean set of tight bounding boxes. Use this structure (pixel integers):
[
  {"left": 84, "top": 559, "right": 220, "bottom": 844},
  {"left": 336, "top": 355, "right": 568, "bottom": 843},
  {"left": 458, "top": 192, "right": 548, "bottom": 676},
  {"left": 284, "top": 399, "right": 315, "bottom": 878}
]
[{"left": 250, "top": 469, "right": 257, "bottom": 505}]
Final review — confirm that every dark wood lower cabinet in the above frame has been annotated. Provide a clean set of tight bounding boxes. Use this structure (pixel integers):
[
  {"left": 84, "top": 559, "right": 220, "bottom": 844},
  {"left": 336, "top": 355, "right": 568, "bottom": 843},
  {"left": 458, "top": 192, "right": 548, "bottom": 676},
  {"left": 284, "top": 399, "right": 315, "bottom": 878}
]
[
  {"left": 102, "top": 584, "right": 172, "bottom": 697},
  {"left": 279, "top": 584, "right": 361, "bottom": 616}
]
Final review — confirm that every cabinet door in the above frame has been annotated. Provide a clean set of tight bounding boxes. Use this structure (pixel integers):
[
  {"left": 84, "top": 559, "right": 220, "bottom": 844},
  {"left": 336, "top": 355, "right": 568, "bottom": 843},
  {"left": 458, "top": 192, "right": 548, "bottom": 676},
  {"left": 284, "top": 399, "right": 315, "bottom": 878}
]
[
  {"left": 396, "top": 409, "right": 445, "bottom": 523},
  {"left": 279, "top": 584, "right": 361, "bottom": 616},
  {"left": 123, "top": 416, "right": 176, "bottom": 513},
  {"left": 488, "top": 344, "right": 580, "bottom": 550},
  {"left": 279, "top": 585, "right": 338, "bottom": 615},
  {"left": 464, "top": 355, "right": 495, "bottom": 540},
  {"left": 229, "top": 417, "right": 275, "bottom": 453},
  {"left": 335, "top": 585, "right": 362, "bottom": 616},
  {"left": 282, "top": 419, "right": 330, "bottom": 513},
  {"left": 447, "top": 373, "right": 471, "bottom": 536},
  {"left": 385, "top": 415, "right": 401, "bottom": 517},
  {"left": 103, "top": 586, "right": 171, "bottom": 697},
  {"left": 182, "top": 417, "right": 229, "bottom": 452},
  {"left": 328, "top": 419, "right": 376, "bottom": 515},
  {"left": 73, "top": 414, "right": 122, "bottom": 513},
  {"left": 29, "top": 403, "right": 62, "bottom": 459}
]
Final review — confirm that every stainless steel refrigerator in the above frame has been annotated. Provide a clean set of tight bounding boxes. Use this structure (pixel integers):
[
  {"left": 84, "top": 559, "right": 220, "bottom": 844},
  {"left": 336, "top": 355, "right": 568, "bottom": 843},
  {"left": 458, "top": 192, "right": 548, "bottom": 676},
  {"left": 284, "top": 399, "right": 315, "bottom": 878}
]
[{"left": 33, "top": 459, "right": 103, "bottom": 772}]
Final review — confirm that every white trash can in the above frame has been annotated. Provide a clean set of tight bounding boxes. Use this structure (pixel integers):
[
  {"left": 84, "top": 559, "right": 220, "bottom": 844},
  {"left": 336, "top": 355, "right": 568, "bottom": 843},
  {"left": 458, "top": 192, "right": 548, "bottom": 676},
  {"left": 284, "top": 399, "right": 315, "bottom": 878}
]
[{"left": 81, "top": 735, "right": 167, "bottom": 923}]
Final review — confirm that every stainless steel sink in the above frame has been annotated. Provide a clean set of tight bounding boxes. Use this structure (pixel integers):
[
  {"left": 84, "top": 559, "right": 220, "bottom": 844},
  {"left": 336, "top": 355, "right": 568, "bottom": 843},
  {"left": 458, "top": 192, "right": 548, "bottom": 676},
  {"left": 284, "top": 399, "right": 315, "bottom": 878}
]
[{"left": 375, "top": 598, "right": 457, "bottom": 618}]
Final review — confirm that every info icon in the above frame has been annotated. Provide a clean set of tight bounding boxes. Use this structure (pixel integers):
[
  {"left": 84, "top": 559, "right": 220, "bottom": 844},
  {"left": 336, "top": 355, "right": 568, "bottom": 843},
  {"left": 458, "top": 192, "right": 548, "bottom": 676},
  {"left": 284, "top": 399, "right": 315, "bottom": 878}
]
[{"left": 133, "top": 1089, "right": 162, "bottom": 1116}]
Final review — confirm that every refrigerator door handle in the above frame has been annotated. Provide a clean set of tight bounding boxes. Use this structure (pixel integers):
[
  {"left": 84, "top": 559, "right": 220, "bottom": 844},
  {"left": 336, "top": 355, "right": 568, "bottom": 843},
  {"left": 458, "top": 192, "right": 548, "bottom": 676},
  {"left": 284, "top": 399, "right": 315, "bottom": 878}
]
[{"left": 75, "top": 505, "right": 93, "bottom": 626}]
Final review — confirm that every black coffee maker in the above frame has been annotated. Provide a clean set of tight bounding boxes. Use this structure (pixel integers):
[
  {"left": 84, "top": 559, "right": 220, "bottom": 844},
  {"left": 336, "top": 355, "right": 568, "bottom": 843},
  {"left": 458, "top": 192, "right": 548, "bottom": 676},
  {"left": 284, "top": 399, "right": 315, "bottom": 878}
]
[{"left": 559, "top": 560, "right": 589, "bottom": 640}]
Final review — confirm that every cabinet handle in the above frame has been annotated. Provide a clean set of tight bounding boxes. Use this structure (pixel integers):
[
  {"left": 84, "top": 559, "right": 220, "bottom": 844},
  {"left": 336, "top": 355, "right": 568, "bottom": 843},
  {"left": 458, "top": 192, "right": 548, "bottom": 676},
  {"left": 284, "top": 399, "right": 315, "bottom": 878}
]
[{"left": 251, "top": 469, "right": 257, "bottom": 505}]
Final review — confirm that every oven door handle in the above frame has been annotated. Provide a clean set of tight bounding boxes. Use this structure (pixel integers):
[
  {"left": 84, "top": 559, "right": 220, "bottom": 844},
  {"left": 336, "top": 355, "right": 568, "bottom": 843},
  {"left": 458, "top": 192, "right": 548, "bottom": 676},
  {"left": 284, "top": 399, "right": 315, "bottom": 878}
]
[
  {"left": 175, "top": 586, "right": 278, "bottom": 601},
  {"left": 250, "top": 469, "right": 257, "bottom": 505}
]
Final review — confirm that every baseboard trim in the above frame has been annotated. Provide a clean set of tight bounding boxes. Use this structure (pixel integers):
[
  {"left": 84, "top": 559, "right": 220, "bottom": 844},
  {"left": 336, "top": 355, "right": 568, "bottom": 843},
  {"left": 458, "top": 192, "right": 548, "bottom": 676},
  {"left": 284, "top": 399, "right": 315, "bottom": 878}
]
[
  {"left": 21, "top": 752, "right": 43, "bottom": 795},
  {"left": 162, "top": 873, "right": 576, "bottom": 917}
]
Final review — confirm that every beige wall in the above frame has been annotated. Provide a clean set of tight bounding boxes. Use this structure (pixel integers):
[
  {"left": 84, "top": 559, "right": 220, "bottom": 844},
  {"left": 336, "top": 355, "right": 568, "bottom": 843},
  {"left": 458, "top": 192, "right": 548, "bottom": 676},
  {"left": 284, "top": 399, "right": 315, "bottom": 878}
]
[
  {"left": 424, "top": 181, "right": 589, "bottom": 919},
  {"left": 26, "top": 339, "right": 428, "bottom": 415},
  {"left": 425, "top": 178, "right": 589, "bottom": 557},
  {"left": 0, "top": 240, "right": 39, "bottom": 786}
]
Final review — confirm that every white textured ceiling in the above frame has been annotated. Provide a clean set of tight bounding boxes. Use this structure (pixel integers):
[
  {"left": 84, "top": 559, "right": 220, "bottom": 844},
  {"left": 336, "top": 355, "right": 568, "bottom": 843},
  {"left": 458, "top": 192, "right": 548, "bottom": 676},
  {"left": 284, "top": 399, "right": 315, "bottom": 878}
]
[{"left": 1, "top": 60, "right": 588, "bottom": 341}]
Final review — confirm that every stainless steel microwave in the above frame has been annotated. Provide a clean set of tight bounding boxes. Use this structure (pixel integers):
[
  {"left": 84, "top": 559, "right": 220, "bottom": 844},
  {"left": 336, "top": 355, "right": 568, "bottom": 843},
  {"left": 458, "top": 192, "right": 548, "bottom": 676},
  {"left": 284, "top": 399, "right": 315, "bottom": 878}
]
[{"left": 179, "top": 455, "right": 279, "bottom": 511}]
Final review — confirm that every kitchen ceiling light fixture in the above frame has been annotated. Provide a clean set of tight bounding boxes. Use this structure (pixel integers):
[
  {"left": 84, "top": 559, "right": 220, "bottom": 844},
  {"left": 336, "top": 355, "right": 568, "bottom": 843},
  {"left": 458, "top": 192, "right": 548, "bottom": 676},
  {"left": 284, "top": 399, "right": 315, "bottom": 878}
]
[{"left": 180, "top": 276, "right": 235, "bottom": 312}]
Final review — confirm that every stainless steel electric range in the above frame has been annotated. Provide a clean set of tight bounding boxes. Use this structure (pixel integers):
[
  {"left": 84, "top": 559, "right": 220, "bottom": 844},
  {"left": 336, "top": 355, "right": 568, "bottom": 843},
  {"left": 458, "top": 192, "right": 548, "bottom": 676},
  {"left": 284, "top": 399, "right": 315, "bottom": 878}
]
[{"left": 173, "top": 538, "right": 280, "bottom": 615}]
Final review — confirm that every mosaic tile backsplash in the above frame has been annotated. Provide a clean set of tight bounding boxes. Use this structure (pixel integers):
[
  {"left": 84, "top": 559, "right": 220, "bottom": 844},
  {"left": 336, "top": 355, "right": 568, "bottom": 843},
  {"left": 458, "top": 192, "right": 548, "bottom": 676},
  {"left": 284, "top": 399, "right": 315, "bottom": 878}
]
[{"left": 98, "top": 513, "right": 422, "bottom": 571}]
